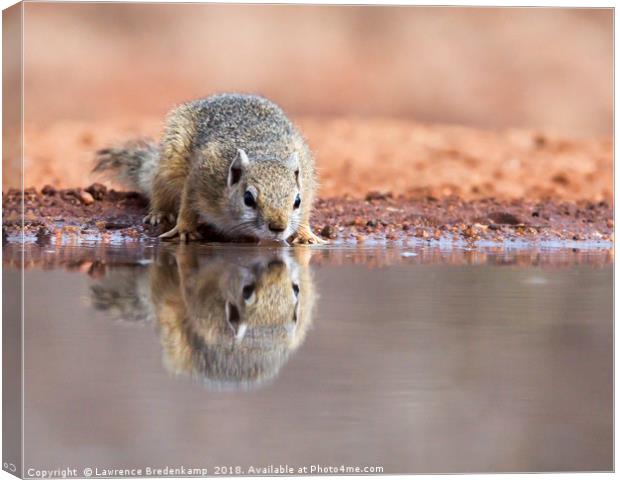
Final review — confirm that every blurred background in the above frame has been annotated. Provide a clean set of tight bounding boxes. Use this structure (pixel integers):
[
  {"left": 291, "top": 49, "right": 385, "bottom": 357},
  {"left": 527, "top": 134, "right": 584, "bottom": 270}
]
[
  {"left": 23, "top": 4, "right": 612, "bottom": 133},
  {"left": 5, "top": 4, "right": 613, "bottom": 198}
]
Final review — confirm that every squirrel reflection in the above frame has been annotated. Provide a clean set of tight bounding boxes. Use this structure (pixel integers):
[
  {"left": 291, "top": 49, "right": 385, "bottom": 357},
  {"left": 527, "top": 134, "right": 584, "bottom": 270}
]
[{"left": 90, "top": 246, "right": 316, "bottom": 390}]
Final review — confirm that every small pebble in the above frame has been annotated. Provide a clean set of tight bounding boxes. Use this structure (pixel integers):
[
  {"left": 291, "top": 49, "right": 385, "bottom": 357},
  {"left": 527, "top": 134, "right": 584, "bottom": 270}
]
[
  {"left": 320, "top": 225, "right": 335, "bottom": 238},
  {"left": 415, "top": 229, "right": 429, "bottom": 239},
  {"left": 463, "top": 226, "right": 478, "bottom": 238},
  {"left": 78, "top": 191, "right": 95, "bottom": 205},
  {"left": 41, "top": 185, "right": 56, "bottom": 196},
  {"left": 365, "top": 191, "right": 392, "bottom": 201},
  {"left": 85, "top": 183, "right": 108, "bottom": 200}
]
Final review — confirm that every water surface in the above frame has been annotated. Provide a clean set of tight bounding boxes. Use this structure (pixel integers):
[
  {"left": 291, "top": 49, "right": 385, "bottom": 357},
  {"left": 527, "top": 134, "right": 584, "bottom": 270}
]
[{"left": 6, "top": 244, "right": 613, "bottom": 475}]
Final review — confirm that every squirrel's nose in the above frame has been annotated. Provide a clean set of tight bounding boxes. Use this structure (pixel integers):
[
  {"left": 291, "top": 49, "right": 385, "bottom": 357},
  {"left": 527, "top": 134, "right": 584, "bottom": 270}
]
[{"left": 268, "top": 222, "right": 286, "bottom": 233}]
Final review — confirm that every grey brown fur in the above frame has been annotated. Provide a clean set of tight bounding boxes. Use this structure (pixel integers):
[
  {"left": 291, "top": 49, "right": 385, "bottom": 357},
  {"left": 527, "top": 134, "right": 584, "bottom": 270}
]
[{"left": 94, "top": 93, "right": 324, "bottom": 244}]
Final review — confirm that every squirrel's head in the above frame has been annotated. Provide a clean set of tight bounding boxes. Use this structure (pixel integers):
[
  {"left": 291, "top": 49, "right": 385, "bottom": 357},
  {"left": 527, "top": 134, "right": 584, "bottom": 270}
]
[{"left": 224, "top": 148, "right": 303, "bottom": 241}]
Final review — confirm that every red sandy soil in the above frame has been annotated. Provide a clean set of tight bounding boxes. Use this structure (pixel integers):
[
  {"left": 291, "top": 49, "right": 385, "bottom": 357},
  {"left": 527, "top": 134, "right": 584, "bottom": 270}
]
[
  {"left": 2, "top": 117, "right": 613, "bottom": 249},
  {"left": 10, "top": 117, "right": 613, "bottom": 202}
]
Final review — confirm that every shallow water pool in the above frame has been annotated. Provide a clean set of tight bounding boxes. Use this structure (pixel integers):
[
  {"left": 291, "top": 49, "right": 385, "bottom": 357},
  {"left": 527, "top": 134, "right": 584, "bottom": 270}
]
[{"left": 4, "top": 243, "right": 613, "bottom": 475}]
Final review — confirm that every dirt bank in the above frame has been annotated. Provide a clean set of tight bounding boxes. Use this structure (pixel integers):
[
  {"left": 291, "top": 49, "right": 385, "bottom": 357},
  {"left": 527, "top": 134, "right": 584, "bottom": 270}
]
[
  {"left": 4, "top": 116, "right": 613, "bottom": 249},
  {"left": 3, "top": 185, "right": 613, "bottom": 247}
]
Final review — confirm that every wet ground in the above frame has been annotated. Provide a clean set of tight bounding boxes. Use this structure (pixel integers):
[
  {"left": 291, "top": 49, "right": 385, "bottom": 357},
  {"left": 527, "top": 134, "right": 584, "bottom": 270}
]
[
  {"left": 4, "top": 242, "right": 613, "bottom": 475},
  {"left": 2, "top": 186, "right": 614, "bottom": 247}
]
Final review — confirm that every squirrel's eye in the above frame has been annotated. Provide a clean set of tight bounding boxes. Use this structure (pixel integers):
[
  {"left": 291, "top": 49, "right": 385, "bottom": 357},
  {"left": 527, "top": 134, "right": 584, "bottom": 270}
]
[
  {"left": 242, "top": 283, "right": 255, "bottom": 301},
  {"left": 244, "top": 191, "right": 256, "bottom": 208},
  {"left": 292, "top": 283, "right": 300, "bottom": 297},
  {"left": 293, "top": 194, "right": 301, "bottom": 209}
]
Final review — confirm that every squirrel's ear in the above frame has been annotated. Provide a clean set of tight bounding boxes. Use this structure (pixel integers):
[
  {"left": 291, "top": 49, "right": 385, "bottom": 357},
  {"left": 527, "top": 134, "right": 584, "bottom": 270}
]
[
  {"left": 228, "top": 148, "right": 250, "bottom": 186},
  {"left": 287, "top": 152, "right": 300, "bottom": 183},
  {"left": 287, "top": 151, "right": 300, "bottom": 170},
  {"left": 226, "top": 302, "right": 247, "bottom": 342}
]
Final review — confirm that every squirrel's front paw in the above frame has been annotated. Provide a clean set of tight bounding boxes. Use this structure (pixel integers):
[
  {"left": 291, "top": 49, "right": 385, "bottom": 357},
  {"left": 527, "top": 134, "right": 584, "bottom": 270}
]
[
  {"left": 144, "top": 212, "right": 175, "bottom": 226},
  {"left": 159, "top": 224, "right": 201, "bottom": 243},
  {"left": 292, "top": 226, "right": 328, "bottom": 245}
]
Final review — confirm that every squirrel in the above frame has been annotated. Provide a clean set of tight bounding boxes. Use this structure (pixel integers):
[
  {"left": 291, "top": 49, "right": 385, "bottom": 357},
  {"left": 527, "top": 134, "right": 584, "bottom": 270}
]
[
  {"left": 93, "top": 93, "right": 325, "bottom": 244},
  {"left": 89, "top": 245, "right": 316, "bottom": 390}
]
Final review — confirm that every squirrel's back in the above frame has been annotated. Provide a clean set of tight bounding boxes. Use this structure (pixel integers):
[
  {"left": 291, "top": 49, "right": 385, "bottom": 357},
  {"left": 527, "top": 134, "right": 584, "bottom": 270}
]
[{"left": 166, "top": 94, "right": 300, "bottom": 162}]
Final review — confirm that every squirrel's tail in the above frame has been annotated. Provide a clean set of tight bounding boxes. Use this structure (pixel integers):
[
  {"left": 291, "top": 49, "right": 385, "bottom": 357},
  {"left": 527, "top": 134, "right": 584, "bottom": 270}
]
[
  {"left": 93, "top": 138, "right": 159, "bottom": 198},
  {"left": 89, "top": 267, "right": 154, "bottom": 324}
]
